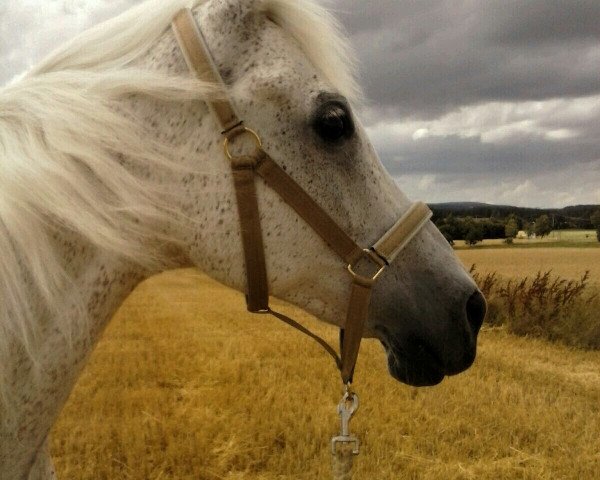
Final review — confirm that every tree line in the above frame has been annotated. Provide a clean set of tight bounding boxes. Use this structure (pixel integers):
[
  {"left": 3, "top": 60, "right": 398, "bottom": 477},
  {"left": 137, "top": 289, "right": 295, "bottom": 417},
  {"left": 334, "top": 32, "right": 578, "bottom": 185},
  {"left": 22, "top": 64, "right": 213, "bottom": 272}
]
[
  {"left": 592, "top": 210, "right": 600, "bottom": 242},
  {"left": 434, "top": 210, "right": 600, "bottom": 246},
  {"left": 430, "top": 203, "right": 599, "bottom": 230}
]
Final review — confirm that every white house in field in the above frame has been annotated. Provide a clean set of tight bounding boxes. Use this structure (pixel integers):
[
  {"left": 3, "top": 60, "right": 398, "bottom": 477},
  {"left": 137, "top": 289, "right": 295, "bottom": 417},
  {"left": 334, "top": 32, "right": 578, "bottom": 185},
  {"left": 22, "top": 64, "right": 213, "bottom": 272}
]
[{"left": 516, "top": 230, "right": 536, "bottom": 239}]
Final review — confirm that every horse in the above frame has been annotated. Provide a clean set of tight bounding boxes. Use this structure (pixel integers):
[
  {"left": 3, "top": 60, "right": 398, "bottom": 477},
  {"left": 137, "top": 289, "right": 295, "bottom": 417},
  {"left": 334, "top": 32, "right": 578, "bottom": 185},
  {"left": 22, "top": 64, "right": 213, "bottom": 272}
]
[{"left": 0, "top": 0, "right": 486, "bottom": 478}]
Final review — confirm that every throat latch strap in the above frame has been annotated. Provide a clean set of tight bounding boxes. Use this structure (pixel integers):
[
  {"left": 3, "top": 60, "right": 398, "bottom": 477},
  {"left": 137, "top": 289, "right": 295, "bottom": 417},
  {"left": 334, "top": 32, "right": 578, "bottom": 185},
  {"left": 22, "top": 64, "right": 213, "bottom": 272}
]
[{"left": 171, "top": 9, "right": 432, "bottom": 385}]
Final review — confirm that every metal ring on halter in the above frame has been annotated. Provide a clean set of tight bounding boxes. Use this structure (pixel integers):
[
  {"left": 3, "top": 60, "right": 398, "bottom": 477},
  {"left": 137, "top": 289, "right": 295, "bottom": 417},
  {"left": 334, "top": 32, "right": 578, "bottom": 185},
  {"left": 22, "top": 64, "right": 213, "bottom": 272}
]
[
  {"left": 223, "top": 126, "right": 263, "bottom": 160},
  {"left": 347, "top": 248, "right": 387, "bottom": 283}
]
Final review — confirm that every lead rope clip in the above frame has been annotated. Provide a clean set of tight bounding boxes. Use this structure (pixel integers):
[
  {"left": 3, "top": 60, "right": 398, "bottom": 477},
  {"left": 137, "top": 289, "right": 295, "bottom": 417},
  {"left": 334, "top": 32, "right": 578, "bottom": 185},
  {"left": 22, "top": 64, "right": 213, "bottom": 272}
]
[{"left": 331, "top": 387, "right": 359, "bottom": 479}]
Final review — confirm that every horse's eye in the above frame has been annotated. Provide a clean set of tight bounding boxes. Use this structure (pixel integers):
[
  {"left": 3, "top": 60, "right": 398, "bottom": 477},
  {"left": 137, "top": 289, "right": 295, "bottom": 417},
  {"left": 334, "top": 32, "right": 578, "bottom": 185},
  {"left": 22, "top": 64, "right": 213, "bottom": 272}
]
[{"left": 313, "top": 102, "right": 354, "bottom": 143}]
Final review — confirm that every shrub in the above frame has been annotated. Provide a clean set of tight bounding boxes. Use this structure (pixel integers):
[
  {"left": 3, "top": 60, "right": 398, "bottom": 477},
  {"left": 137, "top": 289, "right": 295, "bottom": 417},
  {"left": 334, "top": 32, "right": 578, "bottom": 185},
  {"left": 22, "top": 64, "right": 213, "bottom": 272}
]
[
  {"left": 438, "top": 224, "right": 455, "bottom": 245},
  {"left": 465, "top": 224, "right": 484, "bottom": 245},
  {"left": 470, "top": 265, "right": 600, "bottom": 349},
  {"left": 504, "top": 216, "right": 518, "bottom": 242},
  {"left": 534, "top": 214, "right": 552, "bottom": 238}
]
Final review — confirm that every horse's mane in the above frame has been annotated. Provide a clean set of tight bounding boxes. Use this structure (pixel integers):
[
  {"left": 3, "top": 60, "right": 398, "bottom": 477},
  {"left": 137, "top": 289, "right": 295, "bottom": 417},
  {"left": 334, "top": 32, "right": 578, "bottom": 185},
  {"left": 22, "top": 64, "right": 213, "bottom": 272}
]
[
  {"left": 0, "top": 0, "right": 358, "bottom": 414},
  {"left": 29, "top": 0, "right": 359, "bottom": 100}
]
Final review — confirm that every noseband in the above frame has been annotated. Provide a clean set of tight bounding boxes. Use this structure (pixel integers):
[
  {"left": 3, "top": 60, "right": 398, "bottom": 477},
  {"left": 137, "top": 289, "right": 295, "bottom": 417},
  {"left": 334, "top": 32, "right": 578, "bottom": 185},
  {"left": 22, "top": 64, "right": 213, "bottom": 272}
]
[{"left": 171, "top": 9, "right": 432, "bottom": 386}]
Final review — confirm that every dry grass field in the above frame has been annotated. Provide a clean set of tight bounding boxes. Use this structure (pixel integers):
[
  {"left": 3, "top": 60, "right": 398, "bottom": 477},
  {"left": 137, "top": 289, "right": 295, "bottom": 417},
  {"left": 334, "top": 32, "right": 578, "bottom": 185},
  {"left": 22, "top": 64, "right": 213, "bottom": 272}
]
[
  {"left": 51, "top": 256, "right": 600, "bottom": 479},
  {"left": 456, "top": 247, "right": 600, "bottom": 285}
]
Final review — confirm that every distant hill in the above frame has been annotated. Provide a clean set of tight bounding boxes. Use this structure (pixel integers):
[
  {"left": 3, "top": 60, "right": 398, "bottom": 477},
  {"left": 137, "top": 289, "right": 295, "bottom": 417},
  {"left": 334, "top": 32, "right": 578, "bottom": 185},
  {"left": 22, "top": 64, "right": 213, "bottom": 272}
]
[{"left": 429, "top": 203, "right": 600, "bottom": 229}]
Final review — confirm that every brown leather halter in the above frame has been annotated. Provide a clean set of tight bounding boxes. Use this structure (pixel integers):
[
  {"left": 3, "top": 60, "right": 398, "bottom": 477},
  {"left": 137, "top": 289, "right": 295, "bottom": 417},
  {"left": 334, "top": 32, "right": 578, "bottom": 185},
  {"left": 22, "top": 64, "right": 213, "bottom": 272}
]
[{"left": 171, "top": 9, "right": 432, "bottom": 386}]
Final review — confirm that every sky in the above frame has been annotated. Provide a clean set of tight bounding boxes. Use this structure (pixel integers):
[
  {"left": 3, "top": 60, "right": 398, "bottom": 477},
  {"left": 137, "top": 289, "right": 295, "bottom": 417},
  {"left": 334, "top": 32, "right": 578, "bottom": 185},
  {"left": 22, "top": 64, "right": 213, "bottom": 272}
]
[{"left": 1, "top": 0, "right": 599, "bottom": 208}]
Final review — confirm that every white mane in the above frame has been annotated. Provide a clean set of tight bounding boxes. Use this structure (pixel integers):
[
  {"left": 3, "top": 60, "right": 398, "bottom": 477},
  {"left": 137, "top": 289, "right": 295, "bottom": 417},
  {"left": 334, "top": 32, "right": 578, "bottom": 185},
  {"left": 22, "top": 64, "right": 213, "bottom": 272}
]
[
  {"left": 0, "top": 0, "right": 358, "bottom": 412},
  {"left": 30, "top": 0, "right": 359, "bottom": 101}
]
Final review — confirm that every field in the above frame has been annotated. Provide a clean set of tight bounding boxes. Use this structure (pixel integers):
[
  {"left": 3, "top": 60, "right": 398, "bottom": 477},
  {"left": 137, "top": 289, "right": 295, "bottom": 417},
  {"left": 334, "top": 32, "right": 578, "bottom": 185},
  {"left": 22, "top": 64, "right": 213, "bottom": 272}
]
[
  {"left": 456, "top": 247, "right": 600, "bottom": 285},
  {"left": 545, "top": 229, "right": 598, "bottom": 243},
  {"left": 51, "top": 252, "right": 600, "bottom": 479},
  {"left": 453, "top": 229, "right": 598, "bottom": 249}
]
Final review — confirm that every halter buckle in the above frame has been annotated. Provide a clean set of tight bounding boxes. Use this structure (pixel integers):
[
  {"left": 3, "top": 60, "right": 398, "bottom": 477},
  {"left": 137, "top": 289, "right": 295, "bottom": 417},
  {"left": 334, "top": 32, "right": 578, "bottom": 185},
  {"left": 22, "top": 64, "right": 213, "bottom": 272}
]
[{"left": 347, "top": 249, "right": 387, "bottom": 283}]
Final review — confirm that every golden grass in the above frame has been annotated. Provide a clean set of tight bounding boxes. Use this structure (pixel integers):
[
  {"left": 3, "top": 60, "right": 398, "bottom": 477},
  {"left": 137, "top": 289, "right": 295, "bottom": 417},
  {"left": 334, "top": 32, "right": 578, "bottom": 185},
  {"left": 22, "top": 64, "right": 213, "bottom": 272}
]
[
  {"left": 456, "top": 248, "right": 600, "bottom": 285},
  {"left": 51, "top": 268, "right": 600, "bottom": 479}
]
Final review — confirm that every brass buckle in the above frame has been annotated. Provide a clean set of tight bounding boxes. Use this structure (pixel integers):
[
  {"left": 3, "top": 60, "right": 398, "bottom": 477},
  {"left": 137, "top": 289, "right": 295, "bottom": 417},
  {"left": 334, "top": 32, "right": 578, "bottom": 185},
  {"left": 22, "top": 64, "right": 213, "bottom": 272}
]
[
  {"left": 347, "top": 249, "right": 387, "bottom": 282},
  {"left": 223, "top": 127, "right": 262, "bottom": 160}
]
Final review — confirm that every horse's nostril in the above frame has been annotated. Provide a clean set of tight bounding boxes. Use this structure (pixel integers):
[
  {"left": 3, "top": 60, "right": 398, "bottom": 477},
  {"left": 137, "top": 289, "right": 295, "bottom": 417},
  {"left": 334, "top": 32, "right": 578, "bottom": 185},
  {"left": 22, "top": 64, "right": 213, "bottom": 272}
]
[{"left": 466, "top": 290, "right": 487, "bottom": 334}]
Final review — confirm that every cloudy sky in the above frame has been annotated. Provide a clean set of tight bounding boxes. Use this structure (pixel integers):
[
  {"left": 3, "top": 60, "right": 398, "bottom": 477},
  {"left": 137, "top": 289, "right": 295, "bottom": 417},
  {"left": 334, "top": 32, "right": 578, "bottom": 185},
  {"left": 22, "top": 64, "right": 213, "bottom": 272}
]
[{"left": 2, "top": 0, "right": 599, "bottom": 207}]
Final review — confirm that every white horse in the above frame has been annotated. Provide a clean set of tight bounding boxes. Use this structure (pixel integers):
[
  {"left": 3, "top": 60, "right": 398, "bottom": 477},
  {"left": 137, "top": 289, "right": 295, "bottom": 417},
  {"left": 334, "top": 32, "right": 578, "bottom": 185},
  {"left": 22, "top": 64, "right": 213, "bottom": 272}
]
[{"left": 0, "top": 0, "right": 486, "bottom": 478}]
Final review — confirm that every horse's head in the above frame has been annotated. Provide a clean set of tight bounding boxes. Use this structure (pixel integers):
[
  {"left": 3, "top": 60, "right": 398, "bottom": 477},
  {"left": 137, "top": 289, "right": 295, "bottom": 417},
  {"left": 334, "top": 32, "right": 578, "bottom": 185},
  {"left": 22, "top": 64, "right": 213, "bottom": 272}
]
[{"left": 159, "top": 0, "right": 486, "bottom": 386}]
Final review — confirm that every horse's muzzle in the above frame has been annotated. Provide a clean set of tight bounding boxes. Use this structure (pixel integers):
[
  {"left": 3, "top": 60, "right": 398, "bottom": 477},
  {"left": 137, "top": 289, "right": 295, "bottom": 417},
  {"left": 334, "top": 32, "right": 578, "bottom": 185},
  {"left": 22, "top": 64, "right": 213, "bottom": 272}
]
[{"left": 376, "top": 290, "right": 487, "bottom": 387}]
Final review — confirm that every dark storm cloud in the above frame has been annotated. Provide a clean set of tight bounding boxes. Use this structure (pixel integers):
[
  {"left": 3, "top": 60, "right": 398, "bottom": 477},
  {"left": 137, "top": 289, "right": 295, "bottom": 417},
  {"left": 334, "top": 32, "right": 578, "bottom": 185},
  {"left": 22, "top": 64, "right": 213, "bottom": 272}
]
[
  {"left": 378, "top": 134, "right": 600, "bottom": 177},
  {"left": 480, "top": 1, "right": 600, "bottom": 46},
  {"left": 330, "top": 0, "right": 600, "bottom": 206},
  {"left": 1, "top": 0, "right": 598, "bottom": 206},
  {"left": 332, "top": 0, "right": 600, "bottom": 119}
]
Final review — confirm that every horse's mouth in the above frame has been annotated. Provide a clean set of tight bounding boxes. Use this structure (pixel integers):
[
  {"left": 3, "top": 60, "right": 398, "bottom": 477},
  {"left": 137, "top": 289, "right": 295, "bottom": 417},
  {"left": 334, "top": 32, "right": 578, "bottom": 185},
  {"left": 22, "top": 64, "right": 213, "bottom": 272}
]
[{"left": 376, "top": 326, "right": 446, "bottom": 387}]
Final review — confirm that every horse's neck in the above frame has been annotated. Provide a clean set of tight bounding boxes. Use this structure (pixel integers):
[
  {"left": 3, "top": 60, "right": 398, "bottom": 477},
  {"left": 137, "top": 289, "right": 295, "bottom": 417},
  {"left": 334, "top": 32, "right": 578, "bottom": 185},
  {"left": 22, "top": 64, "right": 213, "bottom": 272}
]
[{"left": 0, "top": 235, "right": 154, "bottom": 475}]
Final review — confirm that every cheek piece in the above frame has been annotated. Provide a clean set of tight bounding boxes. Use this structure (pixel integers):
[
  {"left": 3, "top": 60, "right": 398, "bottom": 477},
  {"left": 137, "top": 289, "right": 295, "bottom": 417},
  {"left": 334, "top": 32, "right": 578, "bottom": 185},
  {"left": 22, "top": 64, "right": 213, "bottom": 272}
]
[{"left": 172, "top": 7, "right": 432, "bottom": 461}]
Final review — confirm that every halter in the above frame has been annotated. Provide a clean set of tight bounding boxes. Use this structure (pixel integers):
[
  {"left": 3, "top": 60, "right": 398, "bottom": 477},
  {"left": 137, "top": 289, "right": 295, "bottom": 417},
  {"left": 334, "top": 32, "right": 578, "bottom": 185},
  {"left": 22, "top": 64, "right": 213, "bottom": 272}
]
[
  {"left": 170, "top": 8, "right": 432, "bottom": 388},
  {"left": 171, "top": 13, "right": 431, "bottom": 470}
]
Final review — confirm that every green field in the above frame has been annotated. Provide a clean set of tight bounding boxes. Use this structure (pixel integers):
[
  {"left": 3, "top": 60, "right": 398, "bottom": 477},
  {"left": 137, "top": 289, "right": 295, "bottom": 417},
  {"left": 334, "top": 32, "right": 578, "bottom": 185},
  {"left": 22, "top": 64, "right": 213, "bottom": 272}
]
[
  {"left": 453, "top": 230, "right": 599, "bottom": 249},
  {"left": 546, "top": 229, "right": 598, "bottom": 242}
]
